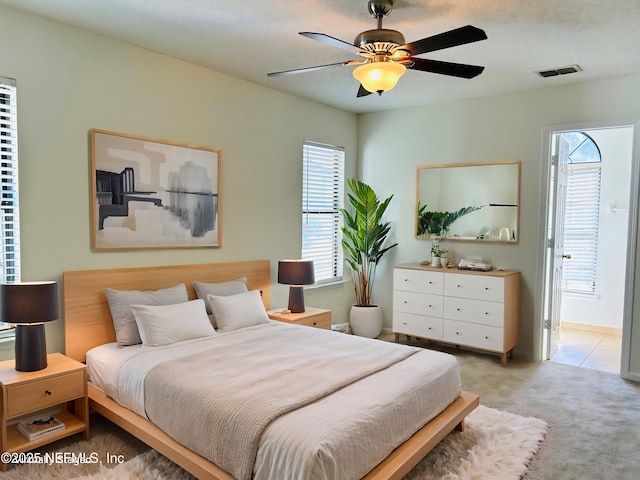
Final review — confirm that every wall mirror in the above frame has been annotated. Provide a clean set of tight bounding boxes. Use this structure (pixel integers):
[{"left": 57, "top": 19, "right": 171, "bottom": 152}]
[{"left": 416, "top": 161, "right": 520, "bottom": 243}]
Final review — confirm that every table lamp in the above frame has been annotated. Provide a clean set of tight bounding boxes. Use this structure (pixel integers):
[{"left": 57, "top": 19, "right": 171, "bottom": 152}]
[
  {"left": 277, "top": 260, "right": 314, "bottom": 313},
  {"left": 0, "top": 281, "right": 59, "bottom": 372}
]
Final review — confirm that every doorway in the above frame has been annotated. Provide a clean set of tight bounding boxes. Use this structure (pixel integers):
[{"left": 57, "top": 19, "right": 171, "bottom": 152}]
[{"left": 542, "top": 124, "right": 635, "bottom": 375}]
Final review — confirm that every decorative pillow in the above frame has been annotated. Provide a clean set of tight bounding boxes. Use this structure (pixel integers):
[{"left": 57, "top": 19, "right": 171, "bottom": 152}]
[
  {"left": 104, "top": 284, "right": 189, "bottom": 346},
  {"left": 130, "top": 299, "right": 216, "bottom": 347},
  {"left": 193, "top": 277, "right": 249, "bottom": 316},
  {"left": 206, "top": 289, "right": 270, "bottom": 332}
]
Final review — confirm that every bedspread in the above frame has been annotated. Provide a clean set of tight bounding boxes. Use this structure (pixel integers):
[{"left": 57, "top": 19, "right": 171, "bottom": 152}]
[{"left": 142, "top": 323, "right": 420, "bottom": 480}]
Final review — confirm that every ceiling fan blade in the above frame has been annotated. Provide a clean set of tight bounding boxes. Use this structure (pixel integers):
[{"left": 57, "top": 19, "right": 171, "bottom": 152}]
[
  {"left": 408, "top": 58, "right": 485, "bottom": 79},
  {"left": 357, "top": 84, "right": 373, "bottom": 97},
  {"left": 300, "top": 32, "right": 365, "bottom": 55},
  {"left": 268, "top": 60, "right": 361, "bottom": 77},
  {"left": 400, "top": 25, "right": 487, "bottom": 56}
]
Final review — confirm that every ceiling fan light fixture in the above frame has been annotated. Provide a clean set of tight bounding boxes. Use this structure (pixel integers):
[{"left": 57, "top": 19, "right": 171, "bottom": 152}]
[{"left": 353, "top": 61, "right": 406, "bottom": 95}]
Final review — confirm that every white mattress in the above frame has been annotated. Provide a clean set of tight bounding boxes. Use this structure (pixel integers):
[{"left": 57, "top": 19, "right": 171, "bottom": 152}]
[{"left": 87, "top": 323, "right": 461, "bottom": 479}]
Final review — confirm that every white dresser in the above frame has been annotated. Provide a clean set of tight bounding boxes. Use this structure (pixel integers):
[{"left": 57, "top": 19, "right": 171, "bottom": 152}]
[{"left": 393, "top": 263, "right": 520, "bottom": 366}]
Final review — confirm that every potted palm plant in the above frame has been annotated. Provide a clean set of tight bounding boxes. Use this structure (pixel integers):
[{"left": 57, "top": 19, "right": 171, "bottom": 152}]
[{"left": 340, "top": 179, "right": 398, "bottom": 338}]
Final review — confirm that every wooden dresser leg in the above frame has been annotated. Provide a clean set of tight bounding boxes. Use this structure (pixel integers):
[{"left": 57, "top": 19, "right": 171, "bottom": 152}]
[
  {"left": 500, "top": 352, "right": 507, "bottom": 367},
  {"left": 456, "top": 419, "right": 465, "bottom": 432},
  {"left": 394, "top": 332, "right": 399, "bottom": 342}
]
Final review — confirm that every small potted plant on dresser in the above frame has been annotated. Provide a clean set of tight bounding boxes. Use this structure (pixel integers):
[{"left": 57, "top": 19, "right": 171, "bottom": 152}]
[{"left": 340, "top": 179, "right": 398, "bottom": 338}]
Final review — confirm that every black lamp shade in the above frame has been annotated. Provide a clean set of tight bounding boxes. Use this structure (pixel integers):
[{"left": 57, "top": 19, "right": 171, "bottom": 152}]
[
  {"left": 278, "top": 260, "right": 314, "bottom": 313},
  {"left": 0, "top": 282, "right": 59, "bottom": 371}
]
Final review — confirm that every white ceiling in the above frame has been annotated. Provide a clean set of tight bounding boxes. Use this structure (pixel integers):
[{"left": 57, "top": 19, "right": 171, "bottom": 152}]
[{"left": 2, "top": 0, "right": 639, "bottom": 114}]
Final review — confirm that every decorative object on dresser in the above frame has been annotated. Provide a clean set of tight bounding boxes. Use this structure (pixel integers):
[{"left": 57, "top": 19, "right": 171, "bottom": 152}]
[
  {"left": 0, "top": 352, "right": 89, "bottom": 471},
  {"left": 0, "top": 282, "right": 58, "bottom": 372},
  {"left": 393, "top": 263, "right": 520, "bottom": 366},
  {"left": 340, "top": 179, "right": 398, "bottom": 338},
  {"left": 277, "top": 260, "right": 315, "bottom": 313},
  {"left": 267, "top": 307, "right": 331, "bottom": 329}
]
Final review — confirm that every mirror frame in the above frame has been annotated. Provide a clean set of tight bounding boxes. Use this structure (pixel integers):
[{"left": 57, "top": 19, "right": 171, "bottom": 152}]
[{"left": 415, "top": 161, "right": 521, "bottom": 243}]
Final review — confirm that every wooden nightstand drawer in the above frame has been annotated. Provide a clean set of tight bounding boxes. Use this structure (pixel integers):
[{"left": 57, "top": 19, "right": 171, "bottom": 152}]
[
  {"left": 6, "top": 370, "right": 85, "bottom": 418},
  {"left": 293, "top": 314, "right": 331, "bottom": 329},
  {"left": 267, "top": 307, "right": 331, "bottom": 330}
]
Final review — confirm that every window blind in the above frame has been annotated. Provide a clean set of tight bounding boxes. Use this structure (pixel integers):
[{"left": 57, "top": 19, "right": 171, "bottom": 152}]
[
  {"left": 302, "top": 141, "right": 344, "bottom": 283},
  {"left": 562, "top": 165, "right": 601, "bottom": 294},
  {"left": 0, "top": 76, "right": 20, "bottom": 283}
]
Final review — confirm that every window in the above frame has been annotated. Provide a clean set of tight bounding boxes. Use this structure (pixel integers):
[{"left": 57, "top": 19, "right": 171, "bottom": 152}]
[
  {"left": 560, "top": 132, "right": 601, "bottom": 295},
  {"left": 302, "top": 141, "right": 344, "bottom": 284},
  {"left": 0, "top": 76, "right": 20, "bottom": 283}
]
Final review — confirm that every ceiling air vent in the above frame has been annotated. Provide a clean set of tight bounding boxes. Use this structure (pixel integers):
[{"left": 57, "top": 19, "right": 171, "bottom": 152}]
[{"left": 536, "top": 64, "right": 582, "bottom": 78}]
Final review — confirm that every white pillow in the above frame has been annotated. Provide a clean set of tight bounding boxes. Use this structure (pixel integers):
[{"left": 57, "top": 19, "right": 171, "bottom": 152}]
[
  {"left": 206, "top": 289, "right": 270, "bottom": 332},
  {"left": 131, "top": 299, "right": 216, "bottom": 347}
]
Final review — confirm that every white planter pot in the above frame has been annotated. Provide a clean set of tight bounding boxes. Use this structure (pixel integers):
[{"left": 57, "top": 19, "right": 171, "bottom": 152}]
[{"left": 350, "top": 305, "right": 383, "bottom": 338}]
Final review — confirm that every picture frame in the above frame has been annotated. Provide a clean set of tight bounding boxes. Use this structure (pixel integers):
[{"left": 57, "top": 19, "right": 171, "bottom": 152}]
[{"left": 90, "top": 129, "right": 221, "bottom": 250}]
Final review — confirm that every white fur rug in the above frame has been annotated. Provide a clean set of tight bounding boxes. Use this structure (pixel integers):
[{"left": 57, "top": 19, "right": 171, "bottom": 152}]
[{"left": 5, "top": 406, "right": 547, "bottom": 480}]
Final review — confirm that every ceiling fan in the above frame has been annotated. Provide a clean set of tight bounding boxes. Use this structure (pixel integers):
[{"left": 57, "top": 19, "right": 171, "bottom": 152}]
[{"left": 268, "top": 0, "right": 487, "bottom": 97}]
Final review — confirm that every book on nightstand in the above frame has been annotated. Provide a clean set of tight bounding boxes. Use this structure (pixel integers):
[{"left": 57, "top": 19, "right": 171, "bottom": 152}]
[{"left": 17, "top": 416, "right": 65, "bottom": 441}]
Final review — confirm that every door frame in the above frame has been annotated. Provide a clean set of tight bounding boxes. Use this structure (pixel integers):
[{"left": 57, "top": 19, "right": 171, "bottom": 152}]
[{"left": 535, "top": 118, "right": 640, "bottom": 379}]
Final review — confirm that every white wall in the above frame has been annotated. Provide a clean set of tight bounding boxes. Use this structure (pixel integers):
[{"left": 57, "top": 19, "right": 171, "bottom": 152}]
[
  {"left": 0, "top": 5, "right": 358, "bottom": 355},
  {"left": 560, "top": 127, "right": 633, "bottom": 330},
  {"left": 358, "top": 75, "right": 640, "bottom": 378}
]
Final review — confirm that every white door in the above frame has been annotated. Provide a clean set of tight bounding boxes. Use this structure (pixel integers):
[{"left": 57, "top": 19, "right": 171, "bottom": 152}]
[{"left": 544, "top": 134, "right": 570, "bottom": 360}]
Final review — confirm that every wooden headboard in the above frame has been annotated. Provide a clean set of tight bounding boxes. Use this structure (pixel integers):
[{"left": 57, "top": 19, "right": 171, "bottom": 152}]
[{"left": 63, "top": 260, "right": 271, "bottom": 363}]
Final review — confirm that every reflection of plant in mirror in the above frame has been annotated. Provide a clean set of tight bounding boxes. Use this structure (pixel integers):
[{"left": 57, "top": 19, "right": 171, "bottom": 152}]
[{"left": 417, "top": 204, "right": 482, "bottom": 237}]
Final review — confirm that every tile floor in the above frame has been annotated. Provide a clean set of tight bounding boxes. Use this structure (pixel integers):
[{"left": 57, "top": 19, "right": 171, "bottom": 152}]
[{"left": 550, "top": 326, "right": 622, "bottom": 374}]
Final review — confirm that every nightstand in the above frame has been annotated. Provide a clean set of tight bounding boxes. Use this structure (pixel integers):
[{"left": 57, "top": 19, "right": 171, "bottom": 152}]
[
  {"left": 0, "top": 352, "right": 89, "bottom": 471},
  {"left": 268, "top": 307, "right": 332, "bottom": 330}
]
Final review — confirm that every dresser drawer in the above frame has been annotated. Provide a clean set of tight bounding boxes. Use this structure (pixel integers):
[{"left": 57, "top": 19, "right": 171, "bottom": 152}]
[
  {"left": 393, "top": 312, "right": 443, "bottom": 340},
  {"left": 444, "top": 273, "right": 504, "bottom": 302},
  {"left": 444, "top": 297, "right": 505, "bottom": 327},
  {"left": 394, "top": 268, "right": 444, "bottom": 295},
  {"left": 443, "top": 320, "right": 504, "bottom": 352},
  {"left": 394, "top": 291, "right": 443, "bottom": 317},
  {"left": 6, "top": 371, "right": 85, "bottom": 418}
]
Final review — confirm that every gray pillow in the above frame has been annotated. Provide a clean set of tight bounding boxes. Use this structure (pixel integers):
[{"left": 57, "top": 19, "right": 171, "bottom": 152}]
[
  {"left": 193, "top": 277, "right": 248, "bottom": 316},
  {"left": 104, "top": 284, "right": 189, "bottom": 346}
]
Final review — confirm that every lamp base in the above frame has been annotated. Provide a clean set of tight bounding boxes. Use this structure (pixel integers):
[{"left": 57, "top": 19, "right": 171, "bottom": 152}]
[
  {"left": 287, "top": 286, "right": 306, "bottom": 313},
  {"left": 15, "top": 323, "right": 48, "bottom": 372}
]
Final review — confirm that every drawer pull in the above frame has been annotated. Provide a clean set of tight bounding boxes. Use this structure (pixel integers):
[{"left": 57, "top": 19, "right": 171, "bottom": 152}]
[
  {"left": 456, "top": 308, "right": 461, "bottom": 311},
  {"left": 485, "top": 287, "right": 489, "bottom": 290},
  {"left": 45, "top": 390, "right": 52, "bottom": 396},
  {"left": 313, "top": 322, "right": 317, "bottom": 326},
  {"left": 404, "top": 278, "right": 408, "bottom": 282},
  {"left": 428, "top": 281, "right": 433, "bottom": 284},
  {"left": 485, "top": 336, "right": 489, "bottom": 339}
]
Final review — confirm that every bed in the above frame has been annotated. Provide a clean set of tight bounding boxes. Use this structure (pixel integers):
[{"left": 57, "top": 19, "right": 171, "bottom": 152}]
[{"left": 63, "top": 260, "right": 479, "bottom": 480}]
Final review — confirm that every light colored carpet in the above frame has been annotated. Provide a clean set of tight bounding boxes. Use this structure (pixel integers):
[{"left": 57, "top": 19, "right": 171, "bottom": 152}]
[{"left": 2, "top": 405, "right": 546, "bottom": 480}]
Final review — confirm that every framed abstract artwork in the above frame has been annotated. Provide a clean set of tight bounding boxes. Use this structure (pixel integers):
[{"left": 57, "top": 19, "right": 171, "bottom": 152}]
[{"left": 90, "top": 129, "right": 221, "bottom": 250}]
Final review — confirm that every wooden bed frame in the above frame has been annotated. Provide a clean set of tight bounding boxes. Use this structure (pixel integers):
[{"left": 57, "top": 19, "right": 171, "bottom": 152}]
[{"left": 63, "top": 260, "right": 479, "bottom": 480}]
